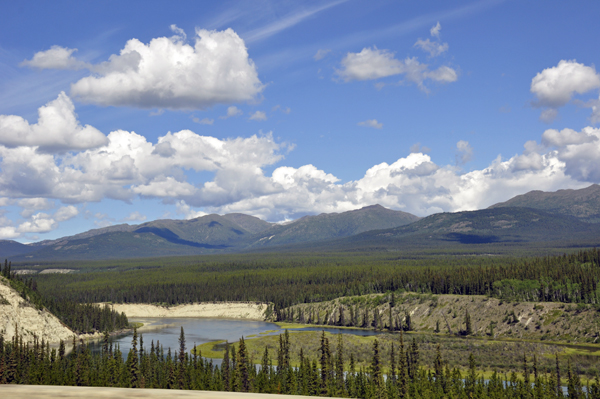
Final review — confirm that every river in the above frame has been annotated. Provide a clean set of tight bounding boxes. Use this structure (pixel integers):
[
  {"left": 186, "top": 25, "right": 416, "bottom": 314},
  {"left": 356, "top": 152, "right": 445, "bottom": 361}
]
[{"left": 90, "top": 317, "right": 381, "bottom": 363}]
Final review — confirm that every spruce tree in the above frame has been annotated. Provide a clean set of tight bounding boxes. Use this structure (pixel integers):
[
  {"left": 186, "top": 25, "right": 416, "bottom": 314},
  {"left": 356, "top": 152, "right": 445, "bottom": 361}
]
[
  {"left": 222, "top": 342, "right": 230, "bottom": 391},
  {"left": 465, "top": 310, "right": 472, "bottom": 335},
  {"left": 178, "top": 326, "right": 186, "bottom": 389}
]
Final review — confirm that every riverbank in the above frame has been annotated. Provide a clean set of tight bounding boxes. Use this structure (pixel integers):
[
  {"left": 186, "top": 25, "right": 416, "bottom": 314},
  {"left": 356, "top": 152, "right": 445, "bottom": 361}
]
[{"left": 103, "top": 302, "right": 270, "bottom": 320}]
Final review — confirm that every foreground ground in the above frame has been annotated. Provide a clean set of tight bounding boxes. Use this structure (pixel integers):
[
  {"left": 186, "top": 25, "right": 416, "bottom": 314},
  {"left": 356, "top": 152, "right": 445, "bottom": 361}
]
[{"left": 0, "top": 385, "right": 340, "bottom": 398}]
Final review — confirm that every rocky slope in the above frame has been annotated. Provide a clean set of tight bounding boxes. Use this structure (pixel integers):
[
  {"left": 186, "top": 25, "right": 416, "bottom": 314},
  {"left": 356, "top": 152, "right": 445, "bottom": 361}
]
[
  {"left": 489, "top": 184, "right": 600, "bottom": 222},
  {"left": 283, "top": 292, "right": 600, "bottom": 343},
  {"left": 0, "top": 276, "right": 75, "bottom": 343}
]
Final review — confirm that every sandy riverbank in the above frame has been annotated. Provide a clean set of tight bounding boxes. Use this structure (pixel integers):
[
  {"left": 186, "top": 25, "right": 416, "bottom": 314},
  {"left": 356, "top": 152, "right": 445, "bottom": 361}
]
[{"left": 105, "top": 302, "right": 270, "bottom": 320}]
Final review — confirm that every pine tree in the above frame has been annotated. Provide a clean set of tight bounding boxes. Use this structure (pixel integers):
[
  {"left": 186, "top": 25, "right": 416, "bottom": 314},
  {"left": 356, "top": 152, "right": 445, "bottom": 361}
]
[
  {"left": 398, "top": 331, "right": 407, "bottom": 398},
  {"left": 222, "top": 342, "right": 230, "bottom": 391},
  {"left": 128, "top": 327, "right": 139, "bottom": 388},
  {"left": 319, "top": 331, "right": 330, "bottom": 395},
  {"left": 335, "top": 334, "right": 345, "bottom": 394},
  {"left": 465, "top": 309, "right": 472, "bottom": 335},
  {"left": 370, "top": 339, "right": 382, "bottom": 388},
  {"left": 178, "top": 326, "right": 186, "bottom": 389},
  {"left": 236, "top": 337, "right": 249, "bottom": 392}
]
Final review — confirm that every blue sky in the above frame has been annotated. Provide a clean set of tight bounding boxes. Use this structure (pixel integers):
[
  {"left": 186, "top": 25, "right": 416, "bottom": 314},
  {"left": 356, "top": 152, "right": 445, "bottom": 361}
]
[{"left": 1, "top": 0, "right": 599, "bottom": 242}]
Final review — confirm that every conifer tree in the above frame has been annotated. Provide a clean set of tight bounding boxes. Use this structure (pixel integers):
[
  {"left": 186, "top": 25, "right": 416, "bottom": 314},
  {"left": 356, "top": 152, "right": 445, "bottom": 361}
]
[
  {"left": 319, "top": 331, "right": 330, "bottom": 395},
  {"left": 465, "top": 309, "right": 473, "bottom": 335},
  {"left": 236, "top": 337, "right": 249, "bottom": 392},
  {"left": 178, "top": 326, "right": 186, "bottom": 389},
  {"left": 128, "top": 327, "right": 139, "bottom": 388},
  {"left": 222, "top": 342, "right": 230, "bottom": 391}
]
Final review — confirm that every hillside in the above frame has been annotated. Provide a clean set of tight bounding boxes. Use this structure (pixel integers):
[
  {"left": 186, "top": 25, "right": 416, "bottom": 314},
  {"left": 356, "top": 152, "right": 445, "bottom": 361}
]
[
  {"left": 0, "top": 276, "right": 74, "bottom": 343},
  {"left": 311, "top": 207, "right": 600, "bottom": 252},
  {"left": 489, "top": 184, "right": 600, "bottom": 222},
  {"left": 249, "top": 204, "right": 420, "bottom": 247},
  {"left": 282, "top": 292, "right": 600, "bottom": 343},
  {"left": 10, "top": 205, "right": 421, "bottom": 261}
]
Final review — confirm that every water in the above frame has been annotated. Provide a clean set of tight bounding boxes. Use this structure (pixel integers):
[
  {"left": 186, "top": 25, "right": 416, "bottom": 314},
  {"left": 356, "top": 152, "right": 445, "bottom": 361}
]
[{"left": 90, "top": 317, "right": 381, "bottom": 362}]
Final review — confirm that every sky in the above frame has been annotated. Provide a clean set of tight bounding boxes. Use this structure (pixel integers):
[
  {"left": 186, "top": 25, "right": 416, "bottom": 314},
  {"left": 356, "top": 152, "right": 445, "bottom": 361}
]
[{"left": 1, "top": 0, "right": 600, "bottom": 243}]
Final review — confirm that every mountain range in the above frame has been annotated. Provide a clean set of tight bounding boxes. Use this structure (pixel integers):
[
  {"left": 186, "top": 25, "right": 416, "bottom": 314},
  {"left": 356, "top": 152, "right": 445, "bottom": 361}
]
[{"left": 4, "top": 184, "right": 600, "bottom": 261}]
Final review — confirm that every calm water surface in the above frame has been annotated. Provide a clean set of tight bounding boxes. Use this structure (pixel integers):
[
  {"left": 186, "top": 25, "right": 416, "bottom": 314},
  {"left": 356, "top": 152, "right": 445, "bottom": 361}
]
[{"left": 92, "top": 317, "right": 380, "bottom": 362}]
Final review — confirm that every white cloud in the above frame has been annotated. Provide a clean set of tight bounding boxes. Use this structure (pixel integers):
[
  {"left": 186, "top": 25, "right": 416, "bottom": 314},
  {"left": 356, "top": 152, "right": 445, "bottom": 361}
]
[
  {"left": 430, "top": 22, "right": 441, "bottom": 38},
  {"left": 17, "top": 212, "right": 56, "bottom": 233},
  {"left": 313, "top": 49, "right": 331, "bottom": 61},
  {"left": 358, "top": 119, "right": 383, "bottom": 129},
  {"left": 586, "top": 95, "right": 600, "bottom": 124},
  {"left": 531, "top": 60, "right": 600, "bottom": 122},
  {"left": 0, "top": 92, "right": 107, "bottom": 152},
  {"left": 455, "top": 140, "right": 473, "bottom": 165},
  {"left": 2, "top": 96, "right": 600, "bottom": 227},
  {"left": 18, "top": 198, "right": 54, "bottom": 218},
  {"left": 414, "top": 39, "right": 448, "bottom": 57},
  {"left": 0, "top": 227, "right": 19, "bottom": 239},
  {"left": 337, "top": 48, "right": 457, "bottom": 91},
  {"left": 539, "top": 108, "right": 559, "bottom": 123},
  {"left": 176, "top": 200, "right": 208, "bottom": 219},
  {"left": 54, "top": 205, "right": 78, "bottom": 222},
  {"left": 123, "top": 211, "right": 147, "bottom": 222},
  {"left": 26, "top": 28, "right": 264, "bottom": 109},
  {"left": 337, "top": 47, "right": 404, "bottom": 81},
  {"left": 220, "top": 106, "right": 243, "bottom": 119},
  {"left": 192, "top": 117, "right": 214, "bottom": 125},
  {"left": 21, "top": 46, "right": 87, "bottom": 70},
  {"left": 249, "top": 111, "right": 267, "bottom": 121}
]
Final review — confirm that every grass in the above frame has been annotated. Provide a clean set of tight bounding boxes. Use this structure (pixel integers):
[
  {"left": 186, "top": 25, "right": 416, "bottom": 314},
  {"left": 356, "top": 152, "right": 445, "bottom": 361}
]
[{"left": 193, "top": 328, "right": 600, "bottom": 382}]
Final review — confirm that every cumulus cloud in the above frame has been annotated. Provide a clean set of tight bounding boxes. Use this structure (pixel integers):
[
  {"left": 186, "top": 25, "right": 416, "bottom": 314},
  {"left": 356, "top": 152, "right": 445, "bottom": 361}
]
[
  {"left": 54, "top": 205, "right": 78, "bottom": 222},
  {"left": 313, "top": 49, "right": 331, "bottom": 61},
  {"left": 455, "top": 140, "right": 473, "bottom": 165},
  {"left": 25, "top": 28, "right": 264, "bottom": 109},
  {"left": 531, "top": 60, "right": 600, "bottom": 122},
  {"left": 0, "top": 92, "right": 107, "bottom": 152},
  {"left": 337, "top": 48, "right": 457, "bottom": 91},
  {"left": 17, "top": 212, "right": 56, "bottom": 234},
  {"left": 21, "top": 46, "right": 87, "bottom": 70},
  {"left": 358, "top": 119, "right": 383, "bottom": 129},
  {"left": 123, "top": 211, "right": 147, "bottom": 222},
  {"left": 249, "top": 111, "right": 267, "bottom": 121},
  {"left": 337, "top": 47, "right": 404, "bottom": 81},
  {"left": 414, "top": 22, "right": 448, "bottom": 57},
  {"left": 3, "top": 96, "right": 600, "bottom": 229},
  {"left": 336, "top": 23, "right": 457, "bottom": 91},
  {"left": 220, "top": 106, "right": 243, "bottom": 119},
  {"left": 414, "top": 39, "right": 448, "bottom": 57}
]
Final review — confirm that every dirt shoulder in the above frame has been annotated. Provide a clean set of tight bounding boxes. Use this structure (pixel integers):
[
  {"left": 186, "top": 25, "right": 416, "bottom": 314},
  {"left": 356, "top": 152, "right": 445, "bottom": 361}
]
[
  {"left": 105, "top": 302, "right": 270, "bottom": 321},
  {"left": 0, "top": 385, "right": 337, "bottom": 398}
]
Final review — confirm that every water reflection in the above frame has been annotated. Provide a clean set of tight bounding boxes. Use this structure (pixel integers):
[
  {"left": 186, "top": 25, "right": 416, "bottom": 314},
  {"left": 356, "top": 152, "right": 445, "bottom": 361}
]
[{"left": 90, "top": 317, "right": 382, "bottom": 362}]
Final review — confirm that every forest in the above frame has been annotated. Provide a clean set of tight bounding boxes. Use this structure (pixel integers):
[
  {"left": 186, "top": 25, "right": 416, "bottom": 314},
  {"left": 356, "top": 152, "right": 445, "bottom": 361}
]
[
  {"left": 2, "top": 248, "right": 600, "bottom": 397},
  {"left": 29, "top": 248, "right": 600, "bottom": 310},
  {"left": 1, "top": 326, "right": 599, "bottom": 399},
  {"left": 1, "top": 261, "right": 128, "bottom": 334}
]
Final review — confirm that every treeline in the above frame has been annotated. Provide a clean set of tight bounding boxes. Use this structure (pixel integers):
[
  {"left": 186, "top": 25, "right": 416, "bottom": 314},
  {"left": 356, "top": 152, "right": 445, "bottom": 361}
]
[
  {"left": 1, "top": 328, "right": 598, "bottom": 399},
  {"left": 1, "top": 260, "right": 128, "bottom": 334},
  {"left": 33, "top": 249, "right": 600, "bottom": 309}
]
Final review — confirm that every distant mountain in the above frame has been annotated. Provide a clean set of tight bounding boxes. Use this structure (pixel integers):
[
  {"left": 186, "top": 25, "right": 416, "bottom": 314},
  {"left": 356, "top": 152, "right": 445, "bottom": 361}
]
[
  {"left": 0, "top": 240, "right": 37, "bottom": 259},
  {"left": 10, "top": 205, "right": 421, "bottom": 261},
  {"left": 489, "top": 184, "right": 600, "bottom": 222},
  {"left": 311, "top": 207, "right": 600, "bottom": 252},
  {"left": 250, "top": 205, "right": 420, "bottom": 247}
]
